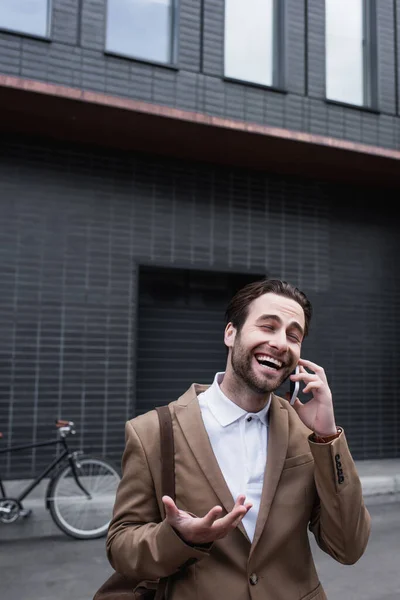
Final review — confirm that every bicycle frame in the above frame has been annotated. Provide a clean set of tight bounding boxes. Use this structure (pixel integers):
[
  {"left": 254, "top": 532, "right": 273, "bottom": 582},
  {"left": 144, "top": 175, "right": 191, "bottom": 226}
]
[{"left": 0, "top": 437, "right": 90, "bottom": 504}]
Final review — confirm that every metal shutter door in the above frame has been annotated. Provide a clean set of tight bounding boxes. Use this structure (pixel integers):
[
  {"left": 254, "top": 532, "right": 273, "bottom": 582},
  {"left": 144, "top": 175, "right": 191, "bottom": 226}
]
[{"left": 135, "top": 267, "right": 259, "bottom": 414}]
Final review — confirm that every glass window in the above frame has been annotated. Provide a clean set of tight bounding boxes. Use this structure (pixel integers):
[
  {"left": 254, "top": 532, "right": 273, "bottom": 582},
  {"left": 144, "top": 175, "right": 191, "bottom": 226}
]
[
  {"left": 106, "top": 0, "right": 175, "bottom": 64},
  {"left": 326, "top": 0, "right": 365, "bottom": 106},
  {"left": 224, "top": 0, "right": 275, "bottom": 87},
  {"left": 0, "top": 0, "right": 50, "bottom": 37}
]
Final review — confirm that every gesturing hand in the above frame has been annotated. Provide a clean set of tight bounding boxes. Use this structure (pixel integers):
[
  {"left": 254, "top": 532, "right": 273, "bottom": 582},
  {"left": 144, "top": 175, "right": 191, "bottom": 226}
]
[
  {"left": 286, "top": 358, "right": 337, "bottom": 437},
  {"left": 162, "top": 494, "right": 252, "bottom": 545}
]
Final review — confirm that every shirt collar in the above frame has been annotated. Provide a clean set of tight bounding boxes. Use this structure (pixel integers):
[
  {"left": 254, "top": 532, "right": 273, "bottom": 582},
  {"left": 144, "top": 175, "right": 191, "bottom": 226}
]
[{"left": 207, "top": 372, "right": 271, "bottom": 427}]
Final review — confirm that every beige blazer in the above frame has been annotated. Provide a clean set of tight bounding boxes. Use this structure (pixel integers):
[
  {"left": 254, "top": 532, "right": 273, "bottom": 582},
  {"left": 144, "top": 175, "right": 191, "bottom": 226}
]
[{"left": 107, "top": 385, "right": 370, "bottom": 600}]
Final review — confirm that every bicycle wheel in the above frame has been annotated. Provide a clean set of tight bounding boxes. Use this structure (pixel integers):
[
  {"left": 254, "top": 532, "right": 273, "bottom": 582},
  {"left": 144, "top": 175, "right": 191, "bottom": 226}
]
[{"left": 48, "top": 455, "right": 120, "bottom": 540}]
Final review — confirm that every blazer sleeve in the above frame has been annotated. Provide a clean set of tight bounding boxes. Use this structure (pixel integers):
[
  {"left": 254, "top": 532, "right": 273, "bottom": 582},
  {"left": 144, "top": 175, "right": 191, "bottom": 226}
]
[
  {"left": 308, "top": 429, "right": 371, "bottom": 565},
  {"left": 106, "top": 420, "right": 211, "bottom": 580}
]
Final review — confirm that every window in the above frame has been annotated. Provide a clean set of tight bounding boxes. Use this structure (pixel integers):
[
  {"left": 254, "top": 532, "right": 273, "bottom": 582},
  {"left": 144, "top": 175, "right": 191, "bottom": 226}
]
[
  {"left": 0, "top": 0, "right": 50, "bottom": 37},
  {"left": 325, "top": 0, "right": 377, "bottom": 107},
  {"left": 106, "top": 0, "right": 176, "bottom": 65},
  {"left": 224, "top": 0, "right": 282, "bottom": 87}
]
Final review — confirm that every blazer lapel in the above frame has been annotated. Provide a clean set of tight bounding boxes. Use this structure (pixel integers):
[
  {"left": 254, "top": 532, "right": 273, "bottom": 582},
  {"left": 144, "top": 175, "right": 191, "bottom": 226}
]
[
  {"left": 249, "top": 395, "right": 289, "bottom": 558},
  {"left": 174, "top": 384, "right": 250, "bottom": 543}
]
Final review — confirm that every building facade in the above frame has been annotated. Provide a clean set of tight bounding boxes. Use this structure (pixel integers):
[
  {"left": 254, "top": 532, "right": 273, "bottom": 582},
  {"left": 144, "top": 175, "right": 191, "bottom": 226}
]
[{"left": 0, "top": 0, "right": 400, "bottom": 479}]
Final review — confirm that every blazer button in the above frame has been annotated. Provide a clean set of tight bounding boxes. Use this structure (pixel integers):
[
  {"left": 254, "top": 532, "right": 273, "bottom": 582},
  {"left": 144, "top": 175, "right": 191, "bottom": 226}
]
[
  {"left": 338, "top": 475, "right": 344, "bottom": 484},
  {"left": 335, "top": 454, "right": 341, "bottom": 462},
  {"left": 249, "top": 573, "right": 259, "bottom": 585},
  {"left": 336, "top": 461, "right": 342, "bottom": 468}
]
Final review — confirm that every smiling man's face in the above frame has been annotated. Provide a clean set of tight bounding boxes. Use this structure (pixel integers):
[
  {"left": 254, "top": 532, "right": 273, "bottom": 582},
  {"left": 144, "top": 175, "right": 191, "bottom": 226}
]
[{"left": 224, "top": 292, "right": 305, "bottom": 395}]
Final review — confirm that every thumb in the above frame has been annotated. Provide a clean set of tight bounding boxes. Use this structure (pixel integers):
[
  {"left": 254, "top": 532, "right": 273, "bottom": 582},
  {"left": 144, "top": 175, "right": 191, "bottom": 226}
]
[
  {"left": 285, "top": 392, "right": 303, "bottom": 411},
  {"left": 291, "top": 398, "right": 304, "bottom": 414},
  {"left": 162, "top": 495, "right": 179, "bottom": 522}
]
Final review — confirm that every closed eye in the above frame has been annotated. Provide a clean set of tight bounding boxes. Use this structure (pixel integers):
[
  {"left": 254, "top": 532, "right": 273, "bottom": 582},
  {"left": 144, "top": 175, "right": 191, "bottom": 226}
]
[{"left": 288, "top": 333, "right": 301, "bottom": 343}]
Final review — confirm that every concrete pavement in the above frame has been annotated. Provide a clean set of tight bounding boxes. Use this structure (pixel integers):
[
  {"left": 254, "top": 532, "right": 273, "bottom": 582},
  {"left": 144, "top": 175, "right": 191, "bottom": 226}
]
[{"left": 1, "top": 502, "right": 399, "bottom": 600}]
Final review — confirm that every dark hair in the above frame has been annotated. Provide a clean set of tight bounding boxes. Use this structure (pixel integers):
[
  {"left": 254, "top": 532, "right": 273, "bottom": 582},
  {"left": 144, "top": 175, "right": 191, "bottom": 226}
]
[{"left": 225, "top": 279, "right": 312, "bottom": 337}]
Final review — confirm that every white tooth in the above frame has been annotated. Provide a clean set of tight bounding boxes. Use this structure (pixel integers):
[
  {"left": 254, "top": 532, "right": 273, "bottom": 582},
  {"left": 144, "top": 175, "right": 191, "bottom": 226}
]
[
  {"left": 267, "top": 356, "right": 281, "bottom": 367},
  {"left": 257, "top": 355, "right": 282, "bottom": 367}
]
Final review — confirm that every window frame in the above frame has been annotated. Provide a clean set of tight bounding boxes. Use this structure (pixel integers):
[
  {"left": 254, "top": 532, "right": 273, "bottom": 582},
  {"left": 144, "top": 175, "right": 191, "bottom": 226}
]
[
  {"left": 223, "top": 0, "right": 286, "bottom": 91},
  {"left": 104, "top": 0, "right": 179, "bottom": 68},
  {"left": 325, "top": 0, "right": 378, "bottom": 109},
  {"left": 363, "top": 0, "right": 378, "bottom": 109},
  {"left": 0, "top": 0, "right": 52, "bottom": 40}
]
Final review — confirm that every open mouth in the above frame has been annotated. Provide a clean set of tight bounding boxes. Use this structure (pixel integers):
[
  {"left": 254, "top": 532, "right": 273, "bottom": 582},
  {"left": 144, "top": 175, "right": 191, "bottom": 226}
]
[{"left": 254, "top": 354, "right": 284, "bottom": 371}]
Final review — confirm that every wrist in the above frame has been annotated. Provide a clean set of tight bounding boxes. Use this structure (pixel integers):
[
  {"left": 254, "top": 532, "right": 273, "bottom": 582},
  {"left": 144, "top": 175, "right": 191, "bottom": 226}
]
[
  {"left": 172, "top": 525, "right": 193, "bottom": 544},
  {"left": 312, "top": 427, "right": 342, "bottom": 444},
  {"left": 314, "top": 423, "right": 338, "bottom": 437},
  {"left": 172, "top": 525, "right": 211, "bottom": 547}
]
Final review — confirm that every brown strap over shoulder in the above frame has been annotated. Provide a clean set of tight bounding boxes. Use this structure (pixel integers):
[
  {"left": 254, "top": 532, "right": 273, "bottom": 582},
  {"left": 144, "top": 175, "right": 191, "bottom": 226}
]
[
  {"left": 155, "top": 406, "right": 175, "bottom": 505},
  {"left": 155, "top": 406, "right": 175, "bottom": 600}
]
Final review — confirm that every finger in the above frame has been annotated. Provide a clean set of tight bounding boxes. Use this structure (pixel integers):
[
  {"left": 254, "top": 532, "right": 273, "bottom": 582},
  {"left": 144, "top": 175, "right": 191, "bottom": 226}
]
[
  {"left": 290, "top": 372, "right": 318, "bottom": 383},
  {"left": 298, "top": 358, "right": 327, "bottom": 379},
  {"left": 162, "top": 496, "right": 179, "bottom": 521},
  {"left": 213, "top": 505, "right": 247, "bottom": 532},
  {"left": 226, "top": 504, "right": 248, "bottom": 524},
  {"left": 232, "top": 510, "right": 250, "bottom": 528},
  {"left": 233, "top": 502, "right": 252, "bottom": 517},
  {"left": 233, "top": 495, "right": 246, "bottom": 507},
  {"left": 231, "top": 504, "right": 251, "bottom": 528},
  {"left": 202, "top": 505, "right": 224, "bottom": 527},
  {"left": 291, "top": 368, "right": 317, "bottom": 379},
  {"left": 302, "top": 381, "right": 322, "bottom": 394}
]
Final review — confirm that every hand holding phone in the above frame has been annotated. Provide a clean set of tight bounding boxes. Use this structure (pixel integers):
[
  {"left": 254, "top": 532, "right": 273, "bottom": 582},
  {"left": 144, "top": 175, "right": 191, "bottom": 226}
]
[{"left": 289, "top": 365, "right": 300, "bottom": 405}]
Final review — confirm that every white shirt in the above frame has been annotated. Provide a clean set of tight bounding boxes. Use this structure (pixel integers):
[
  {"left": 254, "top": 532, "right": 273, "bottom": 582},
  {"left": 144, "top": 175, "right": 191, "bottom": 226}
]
[{"left": 198, "top": 372, "right": 271, "bottom": 542}]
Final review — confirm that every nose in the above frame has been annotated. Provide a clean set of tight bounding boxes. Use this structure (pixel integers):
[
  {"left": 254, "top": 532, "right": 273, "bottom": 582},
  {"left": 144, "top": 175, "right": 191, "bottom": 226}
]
[{"left": 268, "top": 329, "right": 288, "bottom": 353}]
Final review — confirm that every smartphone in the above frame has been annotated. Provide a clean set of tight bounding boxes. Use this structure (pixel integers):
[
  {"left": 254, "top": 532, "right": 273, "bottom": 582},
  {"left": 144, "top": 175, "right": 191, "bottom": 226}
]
[{"left": 289, "top": 365, "right": 300, "bottom": 405}]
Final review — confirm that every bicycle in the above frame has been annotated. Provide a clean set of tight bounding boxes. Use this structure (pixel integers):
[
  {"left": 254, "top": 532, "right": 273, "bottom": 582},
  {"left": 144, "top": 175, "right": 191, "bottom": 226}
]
[{"left": 0, "top": 420, "right": 121, "bottom": 540}]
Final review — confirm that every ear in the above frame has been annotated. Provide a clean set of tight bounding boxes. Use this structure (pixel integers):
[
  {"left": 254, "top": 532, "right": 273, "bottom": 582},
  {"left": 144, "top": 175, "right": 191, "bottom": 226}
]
[{"left": 224, "top": 322, "right": 236, "bottom": 349}]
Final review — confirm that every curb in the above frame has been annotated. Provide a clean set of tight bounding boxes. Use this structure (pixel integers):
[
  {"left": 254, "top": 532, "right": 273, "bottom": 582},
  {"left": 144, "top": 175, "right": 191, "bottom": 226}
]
[{"left": 361, "top": 474, "right": 400, "bottom": 505}]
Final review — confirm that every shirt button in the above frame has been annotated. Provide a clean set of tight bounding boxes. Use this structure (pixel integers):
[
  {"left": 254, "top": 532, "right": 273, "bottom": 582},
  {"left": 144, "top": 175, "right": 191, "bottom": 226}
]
[
  {"left": 247, "top": 416, "right": 253, "bottom": 422},
  {"left": 249, "top": 573, "right": 258, "bottom": 585}
]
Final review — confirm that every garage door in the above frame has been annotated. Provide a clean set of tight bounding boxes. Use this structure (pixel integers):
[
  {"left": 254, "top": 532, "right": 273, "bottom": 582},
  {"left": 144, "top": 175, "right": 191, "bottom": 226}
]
[{"left": 135, "top": 267, "right": 260, "bottom": 415}]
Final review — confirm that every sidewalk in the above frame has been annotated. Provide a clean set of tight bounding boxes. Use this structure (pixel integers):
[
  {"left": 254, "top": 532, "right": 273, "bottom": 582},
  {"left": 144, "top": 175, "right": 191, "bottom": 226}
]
[
  {"left": 356, "top": 458, "right": 400, "bottom": 502},
  {"left": 1, "top": 459, "right": 399, "bottom": 541}
]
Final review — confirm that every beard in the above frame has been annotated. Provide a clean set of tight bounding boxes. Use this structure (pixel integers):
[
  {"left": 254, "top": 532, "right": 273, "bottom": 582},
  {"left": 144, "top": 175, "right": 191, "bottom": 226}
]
[{"left": 230, "top": 335, "right": 293, "bottom": 395}]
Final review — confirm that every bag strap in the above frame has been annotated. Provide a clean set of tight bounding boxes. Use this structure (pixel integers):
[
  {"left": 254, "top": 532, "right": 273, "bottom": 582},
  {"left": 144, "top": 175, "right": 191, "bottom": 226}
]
[
  {"left": 156, "top": 406, "right": 175, "bottom": 503},
  {"left": 155, "top": 406, "right": 175, "bottom": 600}
]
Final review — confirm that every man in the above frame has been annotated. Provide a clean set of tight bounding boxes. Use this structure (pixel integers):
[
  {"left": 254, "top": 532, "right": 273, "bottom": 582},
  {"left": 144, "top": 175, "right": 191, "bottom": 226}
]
[{"left": 107, "top": 279, "right": 370, "bottom": 600}]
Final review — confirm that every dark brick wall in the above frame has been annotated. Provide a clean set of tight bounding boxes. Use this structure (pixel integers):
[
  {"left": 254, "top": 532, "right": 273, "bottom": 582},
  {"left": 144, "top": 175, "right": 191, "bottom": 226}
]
[
  {"left": 0, "top": 134, "right": 399, "bottom": 479},
  {"left": 0, "top": 0, "right": 400, "bottom": 148}
]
